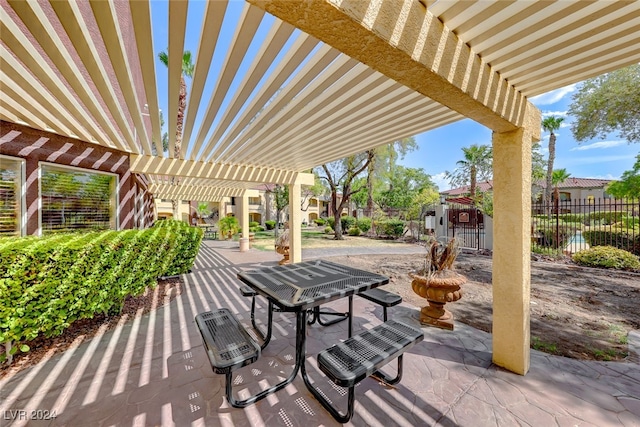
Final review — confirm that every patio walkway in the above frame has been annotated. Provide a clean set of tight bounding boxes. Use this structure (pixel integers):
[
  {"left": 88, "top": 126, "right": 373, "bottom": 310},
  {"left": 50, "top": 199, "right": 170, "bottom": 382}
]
[{"left": 1, "top": 241, "right": 639, "bottom": 426}]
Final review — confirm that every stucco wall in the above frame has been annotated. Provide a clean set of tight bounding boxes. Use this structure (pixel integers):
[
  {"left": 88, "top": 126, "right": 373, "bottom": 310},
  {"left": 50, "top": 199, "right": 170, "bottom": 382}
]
[{"left": 0, "top": 120, "right": 154, "bottom": 235}]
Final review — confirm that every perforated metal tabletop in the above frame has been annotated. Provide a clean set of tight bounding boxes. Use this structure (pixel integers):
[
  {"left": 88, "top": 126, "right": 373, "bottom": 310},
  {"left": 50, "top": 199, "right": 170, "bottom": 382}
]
[{"left": 237, "top": 259, "right": 389, "bottom": 311}]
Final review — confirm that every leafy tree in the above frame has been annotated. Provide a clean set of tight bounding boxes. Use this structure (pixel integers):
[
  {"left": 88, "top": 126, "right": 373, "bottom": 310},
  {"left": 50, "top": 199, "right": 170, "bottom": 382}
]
[
  {"left": 158, "top": 49, "right": 195, "bottom": 216},
  {"left": 445, "top": 144, "right": 492, "bottom": 203},
  {"left": 317, "top": 152, "right": 373, "bottom": 240},
  {"left": 375, "top": 166, "right": 434, "bottom": 214},
  {"left": 542, "top": 116, "right": 564, "bottom": 207},
  {"left": 301, "top": 173, "right": 326, "bottom": 212},
  {"left": 606, "top": 154, "right": 640, "bottom": 198},
  {"left": 262, "top": 184, "right": 289, "bottom": 239},
  {"left": 218, "top": 215, "right": 239, "bottom": 239},
  {"left": 364, "top": 137, "right": 418, "bottom": 216},
  {"left": 551, "top": 168, "right": 571, "bottom": 210},
  {"left": 569, "top": 64, "right": 640, "bottom": 144},
  {"left": 531, "top": 141, "right": 546, "bottom": 201},
  {"left": 196, "top": 202, "right": 210, "bottom": 223}
]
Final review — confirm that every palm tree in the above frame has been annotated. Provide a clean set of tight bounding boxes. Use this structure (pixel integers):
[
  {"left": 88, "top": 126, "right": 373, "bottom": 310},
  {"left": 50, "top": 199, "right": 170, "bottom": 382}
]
[
  {"left": 446, "top": 144, "right": 492, "bottom": 204},
  {"left": 551, "top": 168, "right": 571, "bottom": 211},
  {"left": 158, "top": 50, "right": 194, "bottom": 217},
  {"left": 542, "top": 116, "right": 564, "bottom": 207}
]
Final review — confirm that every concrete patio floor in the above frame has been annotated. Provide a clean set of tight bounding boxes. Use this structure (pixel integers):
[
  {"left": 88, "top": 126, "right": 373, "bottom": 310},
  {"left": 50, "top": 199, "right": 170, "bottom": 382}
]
[{"left": 1, "top": 241, "right": 639, "bottom": 426}]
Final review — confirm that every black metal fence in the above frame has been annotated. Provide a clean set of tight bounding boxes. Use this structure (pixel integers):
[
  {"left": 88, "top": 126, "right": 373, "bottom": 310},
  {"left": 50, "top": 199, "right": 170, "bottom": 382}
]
[{"left": 530, "top": 198, "right": 640, "bottom": 255}]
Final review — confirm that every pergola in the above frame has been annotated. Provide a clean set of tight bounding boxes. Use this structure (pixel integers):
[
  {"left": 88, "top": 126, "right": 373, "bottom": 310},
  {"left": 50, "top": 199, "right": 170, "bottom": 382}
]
[{"left": 2, "top": 0, "right": 639, "bottom": 375}]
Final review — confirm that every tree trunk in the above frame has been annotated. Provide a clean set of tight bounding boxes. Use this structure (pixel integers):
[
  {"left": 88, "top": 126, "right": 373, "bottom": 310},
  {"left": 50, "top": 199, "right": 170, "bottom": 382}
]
[
  {"left": 470, "top": 166, "right": 477, "bottom": 203},
  {"left": 333, "top": 211, "right": 343, "bottom": 240},
  {"left": 366, "top": 150, "right": 374, "bottom": 217},
  {"left": 171, "top": 76, "right": 187, "bottom": 219},
  {"left": 545, "top": 133, "right": 556, "bottom": 210}
]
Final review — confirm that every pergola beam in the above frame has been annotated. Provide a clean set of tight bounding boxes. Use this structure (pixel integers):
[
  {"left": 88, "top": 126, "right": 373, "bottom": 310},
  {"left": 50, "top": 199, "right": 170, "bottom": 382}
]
[
  {"left": 248, "top": 0, "right": 539, "bottom": 137},
  {"left": 130, "top": 155, "right": 314, "bottom": 185}
]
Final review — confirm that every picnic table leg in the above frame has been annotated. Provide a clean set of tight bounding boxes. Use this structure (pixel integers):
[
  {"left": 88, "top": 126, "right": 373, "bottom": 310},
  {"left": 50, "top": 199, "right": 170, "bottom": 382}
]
[{"left": 225, "top": 309, "right": 306, "bottom": 408}]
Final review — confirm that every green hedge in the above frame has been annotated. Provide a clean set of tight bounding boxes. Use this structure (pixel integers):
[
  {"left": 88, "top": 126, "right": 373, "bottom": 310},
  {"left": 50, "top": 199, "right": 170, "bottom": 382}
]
[
  {"left": 583, "top": 226, "right": 640, "bottom": 256},
  {"left": 264, "top": 220, "right": 276, "bottom": 230},
  {"left": 0, "top": 220, "right": 202, "bottom": 363},
  {"left": 573, "top": 246, "right": 640, "bottom": 270},
  {"left": 356, "top": 217, "right": 372, "bottom": 233},
  {"left": 374, "top": 219, "right": 405, "bottom": 238},
  {"left": 341, "top": 216, "right": 356, "bottom": 233}
]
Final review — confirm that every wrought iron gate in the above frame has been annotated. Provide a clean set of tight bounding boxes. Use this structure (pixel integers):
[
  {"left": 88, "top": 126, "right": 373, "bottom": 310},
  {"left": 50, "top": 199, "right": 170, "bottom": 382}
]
[{"left": 446, "top": 207, "right": 485, "bottom": 250}]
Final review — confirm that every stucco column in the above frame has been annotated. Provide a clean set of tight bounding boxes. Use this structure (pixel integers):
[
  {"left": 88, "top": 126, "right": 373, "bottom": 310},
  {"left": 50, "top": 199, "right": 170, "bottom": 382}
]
[
  {"left": 289, "top": 181, "right": 302, "bottom": 263},
  {"left": 239, "top": 193, "right": 250, "bottom": 252},
  {"left": 491, "top": 126, "right": 533, "bottom": 375}
]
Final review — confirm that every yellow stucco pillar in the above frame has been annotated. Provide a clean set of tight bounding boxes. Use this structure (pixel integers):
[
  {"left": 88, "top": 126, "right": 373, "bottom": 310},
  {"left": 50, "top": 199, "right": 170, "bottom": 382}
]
[
  {"left": 239, "top": 193, "right": 250, "bottom": 252},
  {"left": 491, "top": 126, "right": 533, "bottom": 375},
  {"left": 289, "top": 181, "right": 302, "bottom": 263}
]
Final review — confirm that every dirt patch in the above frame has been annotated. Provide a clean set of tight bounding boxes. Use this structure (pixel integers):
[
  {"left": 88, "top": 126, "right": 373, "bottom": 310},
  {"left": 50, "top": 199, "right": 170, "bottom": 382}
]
[{"left": 325, "top": 252, "right": 640, "bottom": 361}]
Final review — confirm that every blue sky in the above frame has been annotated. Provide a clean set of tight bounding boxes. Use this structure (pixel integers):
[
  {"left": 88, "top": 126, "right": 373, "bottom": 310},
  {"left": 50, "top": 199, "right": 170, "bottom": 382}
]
[
  {"left": 403, "top": 85, "right": 638, "bottom": 191},
  {"left": 150, "top": 2, "right": 637, "bottom": 192}
]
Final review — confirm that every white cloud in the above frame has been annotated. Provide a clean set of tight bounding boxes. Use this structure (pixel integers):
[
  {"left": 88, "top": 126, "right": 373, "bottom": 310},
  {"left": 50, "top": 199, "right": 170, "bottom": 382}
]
[
  {"left": 541, "top": 110, "right": 568, "bottom": 118},
  {"left": 530, "top": 84, "right": 577, "bottom": 106},
  {"left": 570, "top": 140, "right": 626, "bottom": 151},
  {"left": 431, "top": 172, "right": 449, "bottom": 191},
  {"left": 529, "top": 84, "right": 576, "bottom": 106}
]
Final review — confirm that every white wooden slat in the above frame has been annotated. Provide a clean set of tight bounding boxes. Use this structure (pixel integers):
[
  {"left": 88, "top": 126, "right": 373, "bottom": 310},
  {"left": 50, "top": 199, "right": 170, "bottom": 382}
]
[
  {"left": 181, "top": 0, "right": 228, "bottom": 156},
  {"left": 273, "top": 92, "right": 441, "bottom": 168},
  {"left": 215, "top": 52, "right": 357, "bottom": 163},
  {"left": 167, "top": 0, "right": 188, "bottom": 158},
  {"left": 227, "top": 59, "right": 374, "bottom": 163},
  {"left": 88, "top": 0, "right": 152, "bottom": 154},
  {"left": 466, "top": 1, "right": 575, "bottom": 54},
  {"left": 1, "top": 53, "right": 93, "bottom": 142},
  {"left": 0, "top": 92, "right": 51, "bottom": 134},
  {"left": 129, "top": 0, "right": 164, "bottom": 156},
  {"left": 189, "top": 3, "right": 265, "bottom": 161},
  {"left": 501, "top": 18, "right": 640, "bottom": 82},
  {"left": 50, "top": 0, "right": 141, "bottom": 153},
  {"left": 478, "top": 1, "right": 630, "bottom": 65},
  {"left": 203, "top": 34, "right": 325, "bottom": 162},
  {"left": 4, "top": 1, "right": 128, "bottom": 151},
  {"left": 1, "top": 74, "right": 74, "bottom": 137},
  {"left": 195, "top": 19, "right": 295, "bottom": 162},
  {"left": 0, "top": 31, "right": 110, "bottom": 146}
]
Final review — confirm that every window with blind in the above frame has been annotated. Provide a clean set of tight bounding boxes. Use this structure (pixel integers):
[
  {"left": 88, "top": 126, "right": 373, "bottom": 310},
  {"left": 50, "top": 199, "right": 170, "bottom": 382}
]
[
  {"left": 40, "top": 164, "right": 117, "bottom": 234},
  {"left": 0, "top": 156, "right": 23, "bottom": 236}
]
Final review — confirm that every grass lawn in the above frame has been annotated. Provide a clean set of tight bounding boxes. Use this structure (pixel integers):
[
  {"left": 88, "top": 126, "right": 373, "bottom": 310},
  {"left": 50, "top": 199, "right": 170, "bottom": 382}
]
[{"left": 248, "top": 227, "right": 411, "bottom": 251}]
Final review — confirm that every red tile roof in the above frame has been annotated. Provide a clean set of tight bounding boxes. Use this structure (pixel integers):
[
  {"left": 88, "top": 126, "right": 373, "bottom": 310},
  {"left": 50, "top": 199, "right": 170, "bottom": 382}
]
[{"left": 441, "top": 178, "right": 610, "bottom": 195}]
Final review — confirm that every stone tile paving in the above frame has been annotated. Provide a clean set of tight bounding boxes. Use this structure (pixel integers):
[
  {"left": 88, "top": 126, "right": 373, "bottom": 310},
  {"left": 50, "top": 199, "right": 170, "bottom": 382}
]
[{"left": 1, "top": 241, "right": 638, "bottom": 426}]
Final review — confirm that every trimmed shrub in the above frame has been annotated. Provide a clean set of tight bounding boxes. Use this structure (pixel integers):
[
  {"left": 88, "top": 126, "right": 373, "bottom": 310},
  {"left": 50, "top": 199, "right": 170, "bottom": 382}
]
[
  {"left": 250, "top": 226, "right": 265, "bottom": 232},
  {"left": 324, "top": 226, "right": 334, "bottom": 234},
  {"left": 326, "top": 217, "right": 335, "bottom": 230},
  {"left": 587, "top": 211, "right": 626, "bottom": 225},
  {"left": 314, "top": 218, "right": 326, "bottom": 226},
  {"left": 573, "top": 246, "right": 640, "bottom": 270},
  {"left": 375, "top": 219, "right": 405, "bottom": 238},
  {"left": 341, "top": 216, "right": 356, "bottom": 233},
  {"left": 583, "top": 226, "right": 640, "bottom": 256},
  {"left": 356, "top": 217, "right": 372, "bottom": 233},
  {"left": 264, "top": 220, "right": 276, "bottom": 230},
  {"left": 0, "top": 221, "right": 202, "bottom": 364},
  {"left": 249, "top": 221, "right": 260, "bottom": 228},
  {"left": 347, "top": 227, "right": 361, "bottom": 236}
]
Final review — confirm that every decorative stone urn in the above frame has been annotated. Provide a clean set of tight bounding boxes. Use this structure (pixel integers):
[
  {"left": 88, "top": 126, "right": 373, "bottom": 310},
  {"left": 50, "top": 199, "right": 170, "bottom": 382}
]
[
  {"left": 275, "top": 228, "right": 290, "bottom": 265},
  {"left": 409, "top": 238, "right": 465, "bottom": 330}
]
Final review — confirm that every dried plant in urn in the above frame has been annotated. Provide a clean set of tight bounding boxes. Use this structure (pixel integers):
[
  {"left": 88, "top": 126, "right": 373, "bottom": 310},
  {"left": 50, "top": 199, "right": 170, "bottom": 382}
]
[{"left": 409, "top": 237, "right": 465, "bottom": 330}]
